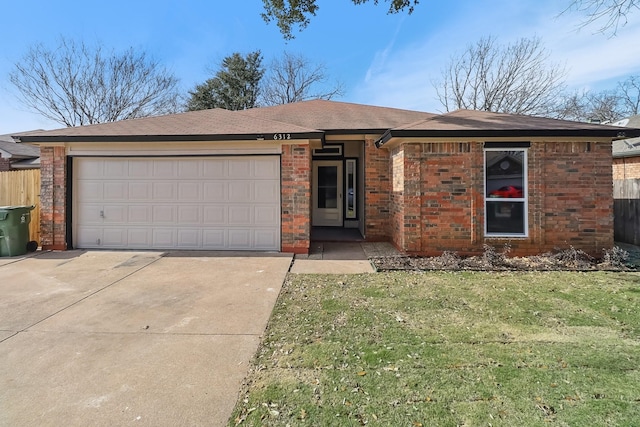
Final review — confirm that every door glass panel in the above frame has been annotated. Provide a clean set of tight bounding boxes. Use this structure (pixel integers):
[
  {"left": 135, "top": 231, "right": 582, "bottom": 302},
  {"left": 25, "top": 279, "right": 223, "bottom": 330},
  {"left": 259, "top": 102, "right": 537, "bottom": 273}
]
[
  {"left": 345, "top": 159, "right": 356, "bottom": 218},
  {"left": 317, "top": 165, "right": 337, "bottom": 209}
]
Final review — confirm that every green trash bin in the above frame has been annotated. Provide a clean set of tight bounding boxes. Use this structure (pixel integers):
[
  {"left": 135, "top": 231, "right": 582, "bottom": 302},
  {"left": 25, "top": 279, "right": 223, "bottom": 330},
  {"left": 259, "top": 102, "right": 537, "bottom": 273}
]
[{"left": 0, "top": 205, "right": 36, "bottom": 257}]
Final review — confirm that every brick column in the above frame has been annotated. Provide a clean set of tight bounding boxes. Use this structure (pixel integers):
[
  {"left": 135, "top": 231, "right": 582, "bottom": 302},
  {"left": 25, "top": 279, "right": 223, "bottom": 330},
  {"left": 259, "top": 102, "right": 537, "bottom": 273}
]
[
  {"left": 281, "top": 144, "right": 311, "bottom": 254},
  {"left": 40, "top": 146, "right": 67, "bottom": 250},
  {"left": 364, "top": 138, "right": 390, "bottom": 240}
]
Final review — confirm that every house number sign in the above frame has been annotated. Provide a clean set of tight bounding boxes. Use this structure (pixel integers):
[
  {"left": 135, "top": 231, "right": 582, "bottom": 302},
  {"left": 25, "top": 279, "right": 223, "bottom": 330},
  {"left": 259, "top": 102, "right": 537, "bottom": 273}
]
[{"left": 272, "top": 133, "right": 291, "bottom": 140}]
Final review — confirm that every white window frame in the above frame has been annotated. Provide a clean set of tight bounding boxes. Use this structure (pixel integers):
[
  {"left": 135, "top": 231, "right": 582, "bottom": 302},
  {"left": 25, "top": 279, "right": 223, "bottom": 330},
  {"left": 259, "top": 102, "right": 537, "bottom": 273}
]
[{"left": 484, "top": 148, "right": 528, "bottom": 238}]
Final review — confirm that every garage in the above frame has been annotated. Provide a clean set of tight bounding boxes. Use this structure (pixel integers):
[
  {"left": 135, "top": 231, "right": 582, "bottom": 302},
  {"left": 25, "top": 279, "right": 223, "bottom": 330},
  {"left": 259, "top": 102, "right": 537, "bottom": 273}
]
[{"left": 73, "top": 156, "right": 281, "bottom": 250}]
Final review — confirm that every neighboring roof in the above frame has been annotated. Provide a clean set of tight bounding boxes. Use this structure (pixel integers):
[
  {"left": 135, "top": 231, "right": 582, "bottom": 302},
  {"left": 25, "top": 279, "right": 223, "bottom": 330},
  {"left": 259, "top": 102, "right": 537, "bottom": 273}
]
[
  {"left": 10, "top": 157, "right": 41, "bottom": 169},
  {"left": 376, "top": 109, "right": 640, "bottom": 147},
  {"left": 613, "top": 138, "right": 640, "bottom": 157},
  {"left": 611, "top": 115, "right": 640, "bottom": 158},
  {"left": 236, "top": 99, "right": 436, "bottom": 133},
  {"left": 612, "top": 115, "right": 640, "bottom": 128},
  {"left": 0, "top": 133, "right": 40, "bottom": 159}
]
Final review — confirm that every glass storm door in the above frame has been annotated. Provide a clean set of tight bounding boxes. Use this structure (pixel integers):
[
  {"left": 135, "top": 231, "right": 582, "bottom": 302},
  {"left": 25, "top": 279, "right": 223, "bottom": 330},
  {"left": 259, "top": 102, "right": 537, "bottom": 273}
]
[{"left": 313, "top": 160, "right": 343, "bottom": 226}]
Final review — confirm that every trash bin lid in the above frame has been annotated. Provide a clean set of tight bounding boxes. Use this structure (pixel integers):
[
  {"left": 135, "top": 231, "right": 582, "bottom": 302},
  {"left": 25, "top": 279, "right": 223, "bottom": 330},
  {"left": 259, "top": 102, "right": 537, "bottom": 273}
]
[{"left": 0, "top": 205, "right": 35, "bottom": 211}]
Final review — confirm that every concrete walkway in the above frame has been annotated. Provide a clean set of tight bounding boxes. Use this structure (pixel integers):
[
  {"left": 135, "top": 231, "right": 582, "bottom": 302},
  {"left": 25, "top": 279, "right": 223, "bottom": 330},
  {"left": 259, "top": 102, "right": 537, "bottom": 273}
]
[
  {"left": 0, "top": 250, "right": 292, "bottom": 427},
  {"left": 289, "top": 242, "right": 400, "bottom": 273}
]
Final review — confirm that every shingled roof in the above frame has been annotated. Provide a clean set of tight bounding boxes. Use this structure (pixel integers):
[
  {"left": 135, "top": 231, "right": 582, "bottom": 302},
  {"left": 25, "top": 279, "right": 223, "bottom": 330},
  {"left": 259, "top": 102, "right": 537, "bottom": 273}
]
[
  {"left": 15, "top": 101, "right": 640, "bottom": 144},
  {"left": 375, "top": 109, "right": 640, "bottom": 147},
  {"left": 0, "top": 134, "right": 40, "bottom": 158}
]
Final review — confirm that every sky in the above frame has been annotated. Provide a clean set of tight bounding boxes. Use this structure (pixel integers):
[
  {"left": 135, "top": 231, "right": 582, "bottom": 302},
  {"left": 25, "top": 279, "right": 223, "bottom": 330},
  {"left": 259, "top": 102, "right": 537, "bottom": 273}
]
[{"left": 1, "top": 0, "right": 640, "bottom": 134}]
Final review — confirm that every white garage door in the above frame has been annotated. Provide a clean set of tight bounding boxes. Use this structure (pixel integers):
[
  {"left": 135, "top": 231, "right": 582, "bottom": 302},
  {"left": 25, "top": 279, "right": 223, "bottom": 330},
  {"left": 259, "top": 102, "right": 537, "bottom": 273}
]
[{"left": 74, "top": 157, "right": 280, "bottom": 250}]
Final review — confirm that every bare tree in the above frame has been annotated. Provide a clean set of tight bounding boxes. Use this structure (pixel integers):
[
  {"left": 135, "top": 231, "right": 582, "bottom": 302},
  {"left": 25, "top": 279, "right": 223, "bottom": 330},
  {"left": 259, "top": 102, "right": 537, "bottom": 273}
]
[
  {"left": 558, "top": 90, "right": 625, "bottom": 122},
  {"left": 618, "top": 74, "right": 640, "bottom": 115},
  {"left": 9, "top": 37, "right": 181, "bottom": 127},
  {"left": 260, "top": 52, "right": 345, "bottom": 106},
  {"left": 434, "top": 37, "right": 567, "bottom": 117},
  {"left": 558, "top": 74, "right": 640, "bottom": 122},
  {"left": 564, "top": 0, "right": 639, "bottom": 35}
]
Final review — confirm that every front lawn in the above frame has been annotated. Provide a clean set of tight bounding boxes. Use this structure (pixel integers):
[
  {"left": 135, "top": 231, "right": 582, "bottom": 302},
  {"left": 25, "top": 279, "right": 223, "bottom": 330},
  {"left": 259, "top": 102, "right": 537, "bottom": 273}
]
[{"left": 231, "top": 271, "right": 640, "bottom": 426}]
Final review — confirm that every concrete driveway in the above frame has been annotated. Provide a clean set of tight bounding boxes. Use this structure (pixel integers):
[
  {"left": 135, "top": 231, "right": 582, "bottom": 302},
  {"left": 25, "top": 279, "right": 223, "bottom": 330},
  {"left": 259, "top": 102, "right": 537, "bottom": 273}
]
[{"left": 0, "top": 250, "right": 292, "bottom": 427}]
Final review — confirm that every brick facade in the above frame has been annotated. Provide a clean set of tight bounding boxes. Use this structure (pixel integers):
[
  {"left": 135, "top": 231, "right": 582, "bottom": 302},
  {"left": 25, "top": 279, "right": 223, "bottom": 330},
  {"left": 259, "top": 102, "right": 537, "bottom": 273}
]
[
  {"left": 35, "top": 139, "right": 615, "bottom": 257},
  {"left": 364, "top": 137, "right": 391, "bottom": 240},
  {"left": 613, "top": 156, "right": 640, "bottom": 179},
  {"left": 0, "top": 158, "right": 11, "bottom": 171},
  {"left": 281, "top": 143, "right": 311, "bottom": 254},
  {"left": 39, "top": 146, "right": 67, "bottom": 250},
  {"left": 388, "top": 140, "right": 613, "bottom": 257}
]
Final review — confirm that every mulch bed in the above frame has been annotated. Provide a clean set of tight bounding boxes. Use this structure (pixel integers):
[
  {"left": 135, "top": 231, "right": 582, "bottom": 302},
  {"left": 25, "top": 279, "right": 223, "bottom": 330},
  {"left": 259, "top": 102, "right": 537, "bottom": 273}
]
[{"left": 370, "top": 245, "right": 640, "bottom": 272}]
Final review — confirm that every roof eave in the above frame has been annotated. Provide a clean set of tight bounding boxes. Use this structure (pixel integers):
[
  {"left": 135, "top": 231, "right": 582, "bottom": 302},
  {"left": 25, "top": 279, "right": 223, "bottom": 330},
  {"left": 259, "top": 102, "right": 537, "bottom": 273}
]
[
  {"left": 17, "top": 132, "right": 325, "bottom": 144},
  {"left": 375, "top": 129, "right": 633, "bottom": 148}
]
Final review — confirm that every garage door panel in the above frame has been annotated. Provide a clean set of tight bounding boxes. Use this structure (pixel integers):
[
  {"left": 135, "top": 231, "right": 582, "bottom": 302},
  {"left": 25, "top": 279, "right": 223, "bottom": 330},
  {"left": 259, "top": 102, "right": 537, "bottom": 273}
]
[
  {"left": 77, "top": 204, "right": 103, "bottom": 224},
  {"left": 76, "top": 227, "right": 101, "bottom": 247},
  {"left": 153, "top": 182, "right": 177, "bottom": 200},
  {"left": 254, "top": 158, "right": 279, "bottom": 178},
  {"left": 103, "top": 205, "right": 127, "bottom": 223},
  {"left": 129, "top": 182, "right": 152, "bottom": 200},
  {"left": 255, "top": 206, "right": 279, "bottom": 225},
  {"left": 228, "top": 159, "right": 252, "bottom": 178},
  {"left": 128, "top": 205, "right": 151, "bottom": 223},
  {"left": 152, "top": 206, "right": 176, "bottom": 223},
  {"left": 228, "top": 206, "right": 251, "bottom": 225},
  {"left": 75, "top": 157, "right": 280, "bottom": 251},
  {"left": 203, "top": 161, "right": 225, "bottom": 178},
  {"left": 254, "top": 229, "right": 279, "bottom": 249},
  {"left": 178, "top": 206, "right": 200, "bottom": 224},
  {"left": 254, "top": 181, "right": 279, "bottom": 202},
  {"left": 204, "top": 182, "right": 225, "bottom": 200},
  {"left": 104, "top": 182, "right": 128, "bottom": 200},
  {"left": 177, "top": 229, "right": 201, "bottom": 248},
  {"left": 103, "top": 228, "right": 127, "bottom": 246},
  {"left": 153, "top": 160, "right": 176, "bottom": 178},
  {"left": 152, "top": 229, "right": 176, "bottom": 247},
  {"left": 228, "top": 229, "right": 251, "bottom": 249},
  {"left": 127, "top": 228, "right": 151, "bottom": 247},
  {"left": 77, "top": 181, "right": 103, "bottom": 201},
  {"left": 228, "top": 181, "right": 251, "bottom": 202},
  {"left": 178, "top": 159, "right": 201, "bottom": 178},
  {"left": 77, "top": 159, "right": 104, "bottom": 178},
  {"left": 127, "top": 160, "right": 151, "bottom": 177},
  {"left": 178, "top": 182, "right": 201, "bottom": 201},
  {"left": 104, "top": 160, "right": 127, "bottom": 178},
  {"left": 203, "top": 229, "right": 226, "bottom": 248},
  {"left": 203, "top": 206, "right": 226, "bottom": 225}
]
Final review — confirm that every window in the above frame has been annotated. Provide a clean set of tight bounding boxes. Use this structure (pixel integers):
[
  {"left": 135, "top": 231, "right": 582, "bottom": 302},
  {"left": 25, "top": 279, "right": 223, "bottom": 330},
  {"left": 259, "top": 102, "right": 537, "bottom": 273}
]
[
  {"left": 485, "top": 147, "right": 527, "bottom": 236},
  {"left": 345, "top": 159, "right": 356, "bottom": 219}
]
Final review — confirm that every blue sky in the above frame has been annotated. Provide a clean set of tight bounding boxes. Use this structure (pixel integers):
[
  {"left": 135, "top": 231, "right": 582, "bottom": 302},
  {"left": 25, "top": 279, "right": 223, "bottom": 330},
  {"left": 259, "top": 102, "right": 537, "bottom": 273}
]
[{"left": 1, "top": 0, "right": 640, "bottom": 134}]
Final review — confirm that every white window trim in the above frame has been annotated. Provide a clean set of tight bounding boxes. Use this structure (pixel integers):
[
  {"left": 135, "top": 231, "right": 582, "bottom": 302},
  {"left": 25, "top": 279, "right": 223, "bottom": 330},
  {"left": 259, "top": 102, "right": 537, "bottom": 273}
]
[{"left": 484, "top": 148, "right": 529, "bottom": 238}]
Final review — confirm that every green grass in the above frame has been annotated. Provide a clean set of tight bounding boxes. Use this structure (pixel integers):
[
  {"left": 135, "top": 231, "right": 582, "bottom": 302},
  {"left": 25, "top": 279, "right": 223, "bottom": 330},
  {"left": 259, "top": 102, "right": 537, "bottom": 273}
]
[{"left": 230, "top": 271, "right": 640, "bottom": 426}]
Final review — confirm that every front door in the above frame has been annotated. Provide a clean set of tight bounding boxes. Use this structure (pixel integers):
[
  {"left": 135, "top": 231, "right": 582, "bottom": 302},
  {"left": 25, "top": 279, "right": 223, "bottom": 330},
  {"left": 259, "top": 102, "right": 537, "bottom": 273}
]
[{"left": 312, "top": 160, "right": 343, "bottom": 226}]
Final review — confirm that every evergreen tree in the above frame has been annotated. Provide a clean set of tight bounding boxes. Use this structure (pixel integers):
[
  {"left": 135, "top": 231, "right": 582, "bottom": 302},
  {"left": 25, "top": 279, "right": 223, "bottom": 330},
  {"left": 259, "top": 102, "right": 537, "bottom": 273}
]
[{"left": 187, "top": 51, "right": 264, "bottom": 111}]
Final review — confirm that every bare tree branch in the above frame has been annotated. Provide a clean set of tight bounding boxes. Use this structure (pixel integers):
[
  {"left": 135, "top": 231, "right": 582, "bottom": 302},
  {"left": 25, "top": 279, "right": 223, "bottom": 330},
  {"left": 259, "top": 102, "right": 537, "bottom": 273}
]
[
  {"left": 433, "top": 36, "right": 567, "bottom": 118},
  {"left": 9, "top": 37, "right": 181, "bottom": 127},
  {"left": 260, "top": 52, "right": 344, "bottom": 106},
  {"left": 563, "top": 0, "right": 639, "bottom": 35}
]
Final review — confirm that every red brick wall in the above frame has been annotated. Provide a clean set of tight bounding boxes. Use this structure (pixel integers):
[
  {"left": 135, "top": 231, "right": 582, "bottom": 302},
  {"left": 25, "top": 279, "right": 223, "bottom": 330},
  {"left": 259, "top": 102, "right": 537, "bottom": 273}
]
[
  {"left": 389, "top": 140, "right": 613, "bottom": 257},
  {"left": 39, "top": 146, "right": 67, "bottom": 250},
  {"left": 281, "top": 144, "right": 311, "bottom": 254},
  {"left": 0, "top": 158, "right": 11, "bottom": 171},
  {"left": 364, "top": 137, "right": 391, "bottom": 240},
  {"left": 613, "top": 156, "right": 640, "bottom": 179}
]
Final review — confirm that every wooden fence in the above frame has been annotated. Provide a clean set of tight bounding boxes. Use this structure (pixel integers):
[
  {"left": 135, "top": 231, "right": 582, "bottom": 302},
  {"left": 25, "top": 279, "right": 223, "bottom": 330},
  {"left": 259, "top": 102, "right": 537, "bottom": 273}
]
[
  {"left": 0, "top": 169, "right": 41, "bottom": 245},
  {"left": 614, "top": 179, "right": 640, "bottom": 246}
]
